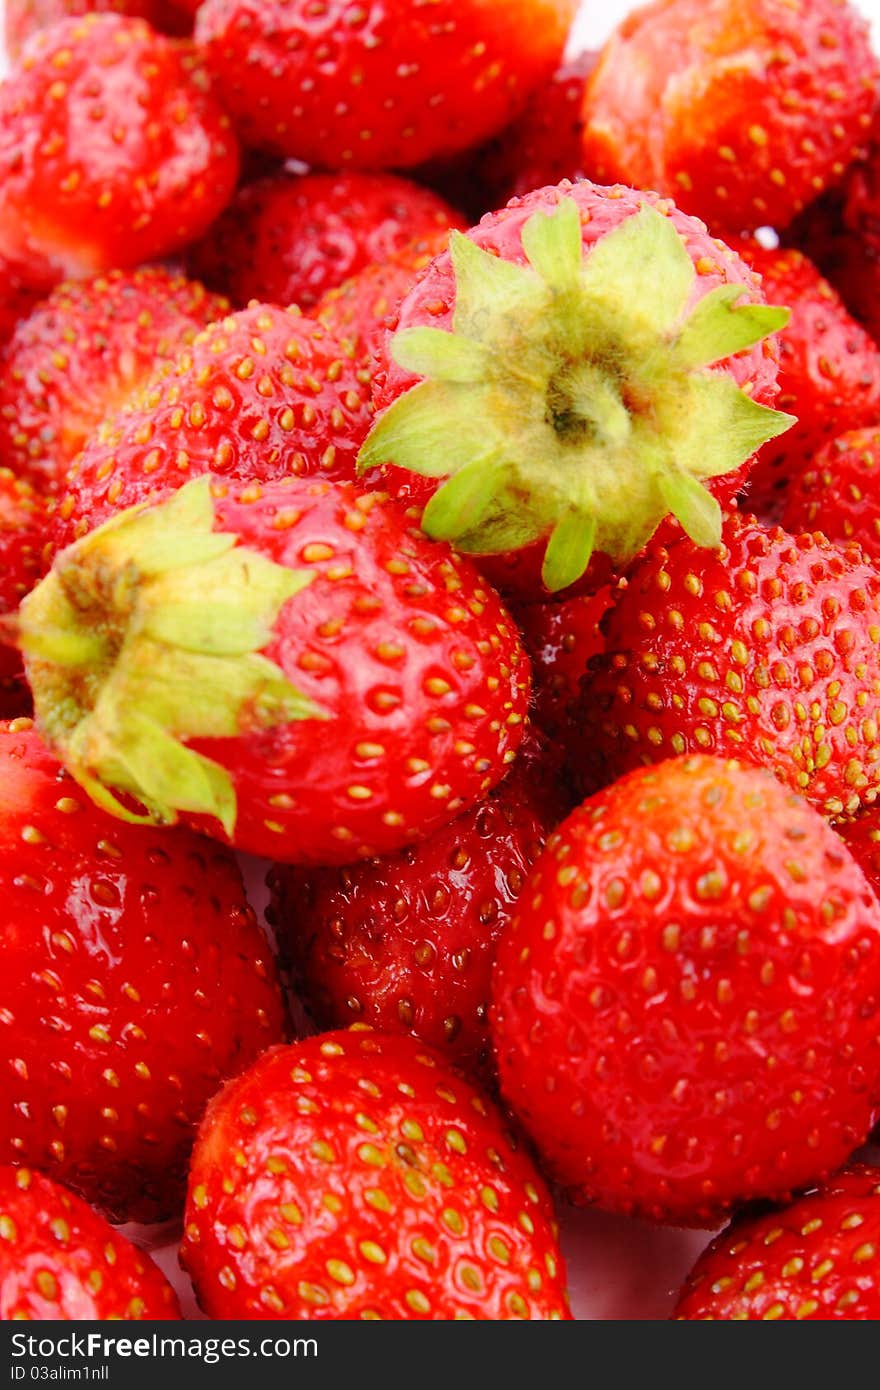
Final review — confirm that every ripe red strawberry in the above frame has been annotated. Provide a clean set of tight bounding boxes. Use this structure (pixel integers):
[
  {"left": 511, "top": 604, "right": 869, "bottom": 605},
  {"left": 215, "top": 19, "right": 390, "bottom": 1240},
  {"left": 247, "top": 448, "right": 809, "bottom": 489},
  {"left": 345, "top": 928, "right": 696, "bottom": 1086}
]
[
  {"left": 512, "top": 587, "right": 614, "bottom": 739},
  {"left": 23, "top": 477, "right": 529, "bottom": 866},
  {"left": 0, "top": 1166, "right": 181, "bottom": 1320},
  {"left": 53, "top": 303, "right": 373, "bottom": 548},
  {"left": 0, "top": 718, "right": 286, "bottom": 1222},
  {"left": 674, "top": 1165, "right": 880, "bottom": 1319},
  {"left": 581, "top": 0, "right": 878, "bottom": 234},
  {"left": 0, "top": 268, "right": 229, "bottom": 496},
  {"left": 0, "top": 470, "right": 49, "bottom": 718},
  {"left": 0, "top": 15, "right": 240, "bottom": 290},
  {"left": 360, "top": 180, "right": 791, "bottom": 601},
  {"left": 5, "top": 0, "right": 192, "bottom": 57},
  {"left": 188, "top": 171, "right": 465, "bottom": 314},
  {"left": 732, "top": 244, "right": 880, "bottom": 519},
  {"left": 577, "top": 514, "right": 880, "bottom": 821},
  {"left": 837, "top": 806, "right": 880, "bottom": 900},
  {"left": 0, "top": 258, "right": 40, "bottom": 347},
  {"left": 194, "top": 0, "right": 578, "bottom": 170},
  {"left": 781, "top": 427, "right": 880, "bottom": 558},
  {"left": 492, "top": 754, "right": 880, "bottom": 1225},
  {"left": 182, "top": 1028, "right": 571, "bottom": 1319},
  {"left": 268, "top": 731, "right": 568, "bottom": 1075}
]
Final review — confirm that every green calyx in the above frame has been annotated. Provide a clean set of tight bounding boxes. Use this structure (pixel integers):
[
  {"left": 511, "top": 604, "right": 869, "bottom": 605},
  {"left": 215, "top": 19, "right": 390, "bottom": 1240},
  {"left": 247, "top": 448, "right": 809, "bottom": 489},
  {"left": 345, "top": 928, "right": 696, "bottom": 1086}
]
[
  {"left": 19, "top": 478, "right": 323, "bottom": 835},
  {"left": 357, "top": 198, "right": 795, "bottom": 591}
]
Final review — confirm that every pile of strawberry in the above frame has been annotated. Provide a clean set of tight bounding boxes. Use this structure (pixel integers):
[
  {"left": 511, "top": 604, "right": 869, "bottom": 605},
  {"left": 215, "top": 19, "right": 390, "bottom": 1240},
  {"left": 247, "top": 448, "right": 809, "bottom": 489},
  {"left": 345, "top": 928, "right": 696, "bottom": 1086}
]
[{"left": 5, "top": 0, "right": 880, "bottom": 1324}]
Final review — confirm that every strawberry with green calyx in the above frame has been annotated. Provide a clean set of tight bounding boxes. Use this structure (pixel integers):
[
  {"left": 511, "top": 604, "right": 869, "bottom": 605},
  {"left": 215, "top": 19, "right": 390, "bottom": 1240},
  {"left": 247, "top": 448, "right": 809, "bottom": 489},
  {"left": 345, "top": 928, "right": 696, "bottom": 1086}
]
[
  {"left": 21, "top": 475, "right": 529, "bottom": 864},
  {"left": 359, "top": 182, "right": 794, "bottom": 597}
]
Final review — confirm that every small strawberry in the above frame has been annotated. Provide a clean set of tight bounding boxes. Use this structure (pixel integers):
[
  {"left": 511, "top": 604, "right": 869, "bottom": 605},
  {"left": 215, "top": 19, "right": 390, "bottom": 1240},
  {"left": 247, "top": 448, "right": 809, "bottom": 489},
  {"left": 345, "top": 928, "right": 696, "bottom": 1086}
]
[
  {"left": 268, "top": 731, "right": 568, "bottom": 1075},
  {"left": 577, "top": 514, "right": 880, "bottom": 821},
  {"left": 5, "top": 0, "right": 192, "bottom": 58},
  {"left": 359, "top": 181, "right": 791, "bottom": 600},
  {"left": 733, "top": 244, "right": 880, "bottom": 519},
  {"left": 187, "top": 171, "right": 465, "bottom": 314},
  {"left": 581, "top": 0, "right": 878, "bottom": 234},
  {"left": 54, "top": 303, "right": 373, "bottom": 547},
  {"left": 512, "top": 586, "right": 614, "bottom": 739},
  {"left": 23, "top": 477, "right": 530, "bottom": 866},
  {"left": 0, "top": 15, "right": 240, "bottom": 290},
  {"left": 0, "top": 267, "right": 229, "bottom": 495},
  {"left": 491, "top": 754, "right": 880, "bottom": 1224},
  {"left": 0, "top": 470, "right": 49, "bottom": 717},
  {"left": 0, "top": 1166, "right": 181, "bottom": 1320},
  {"left": 0, "top": 719, "right": 286, "bottom": 1222},
  {"left": 674, "top": 1165, "right": 880, "bottom": 1319},
  {"left": 182, "top": 1028, "right": 571, "bottom": 1319},
  {"left": 781, "top": 427, "right": 880, "bottom": 559},
  {"left": 194, "top": 0, "right": 578, "bottom": 170}
]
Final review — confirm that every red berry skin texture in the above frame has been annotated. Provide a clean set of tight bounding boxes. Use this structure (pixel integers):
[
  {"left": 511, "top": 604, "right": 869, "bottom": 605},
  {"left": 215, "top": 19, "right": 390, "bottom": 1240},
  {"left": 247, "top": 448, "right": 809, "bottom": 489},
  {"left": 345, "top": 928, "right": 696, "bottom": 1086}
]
[
  {"left": 0, "top": 15, "right": 240, "bottom": 290},
  {"left": 268, "top": 732, "right": 568, "bottom": 1074},
  {"left": 512, "top": 587, "right": 614, "bottom": 740},
  {"left": 0, "top": 721, "right": 286, "bottom": 1223},
  {"left": 782, "top": 428, "right": 880, "bottom": 560},
  {"left": 182, "top": 1029, "right": 571, "bottom": 1320},
  {"left": 0, "top": 1166, "right": 181, "bottom": 1320},
  {"left": 491, "top": 755, "right": 880, "bottom": 1226},
  {"left": 674, "top": 1166, "right": 880, "bottom": 1319},
  {"left": 581, "top": 0, "right": 878, "bottom": 234},
  {"left": 54, "top": 304, "right": 373, "bottom": 548},
  {"left": 0, "top": 267, "right": 229, "bottom": 495},
  {"left": 578, "top": 515, "right": 880, "bottom": 821},
  {"left": 837, "top": 807, "right": 880, "bottom": 900},
  {"left": 194, "top": 0, "right": 578, "bottom": 170},
  {"left": 0, "top": 471, "right": 48, "bottom": 717},
  {"left": 5, "top": 0, "right": 192, "bottom": 58},
  {"left": 0, "top": 258, "right": 41, "bottom": 347},
  {"left": 188, "top": 171, "right": 466, "bottom": 313}
]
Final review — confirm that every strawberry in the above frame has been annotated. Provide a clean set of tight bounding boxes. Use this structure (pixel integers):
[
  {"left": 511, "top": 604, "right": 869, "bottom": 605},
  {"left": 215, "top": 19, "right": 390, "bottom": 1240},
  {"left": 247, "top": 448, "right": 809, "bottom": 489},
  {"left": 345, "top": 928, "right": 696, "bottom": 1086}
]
[
  {"left": 54, "top": 303, "right": 373, "bottom": 548},
  {"left": 187, "top": 171, "right": 465, "bottom": 314},
  {"left": 492, "top": 754, "right": 880, "bottom": 1225},
  {"left": 194, "top": 0, "right": 578, "bottom": 170},
  {"left": 0, "top": 258, "right": 40, "bottom": 347},
  {"left": 0, "top": 15, "right": 240, "bottom": 290},
  {"left": 0, "top": 267, "right": 229, "bottom": 496},
  {"left": 359, "top": 181, "right": 792, "bottom": 601},
  {"left": 512, "top": 587, "right": 614, "bottom": 739},
  {"left": 5, "top": 0, "right": 192, "bottom": 58},
  {"left": 732, "top": 244, "right": 880, "bottom": 520},
  {"left": 0, "top": 718, "right": 286, "bottom": 1222},
  {"left": 0, "top": 470, "right": 49, "bottom": 718},
  {"left": 781, "top": 427, "right": 880, "bottom": 559},
  {"left": 580, "top": 0, "right": 878, "bottom": 234},
  {"left": 0, "top": 1166, "right": 181, "bottom": 1320},
  {"left": 577, "top": 514, "right": 880, "bottom": 821},
  {"left": 837, "top": 806, "right": 880, "bottom": 900},
  {"left": 674, "top": 1165, "right": 880, "bottom": 1319},
  {"left": 182, "top": 1028, "right": 571, "bottom": 1319},
  {"left": 268, "top": 731, "right": 568, "bottom": 1075},
  {"left": 23, "top": 477, "right": 530, "bottom": 866}
]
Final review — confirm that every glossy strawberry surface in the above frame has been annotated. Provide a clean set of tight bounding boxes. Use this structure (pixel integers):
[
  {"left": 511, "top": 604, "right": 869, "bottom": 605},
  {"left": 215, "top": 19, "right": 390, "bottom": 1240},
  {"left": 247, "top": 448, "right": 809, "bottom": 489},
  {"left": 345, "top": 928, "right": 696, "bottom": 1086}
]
[
  {"left": 781, "top": 427, "right": 880, "bottom": 559},
  {"left": 0, "top": 471, "right": 47, "bottom": 716}
]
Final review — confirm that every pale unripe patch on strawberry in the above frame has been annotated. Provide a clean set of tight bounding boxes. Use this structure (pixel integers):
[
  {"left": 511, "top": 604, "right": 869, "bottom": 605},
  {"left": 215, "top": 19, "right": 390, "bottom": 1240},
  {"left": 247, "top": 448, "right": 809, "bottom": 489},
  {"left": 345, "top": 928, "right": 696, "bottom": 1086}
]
[{"left": 359, "top": 196, "right": 794, "bottom": 592}]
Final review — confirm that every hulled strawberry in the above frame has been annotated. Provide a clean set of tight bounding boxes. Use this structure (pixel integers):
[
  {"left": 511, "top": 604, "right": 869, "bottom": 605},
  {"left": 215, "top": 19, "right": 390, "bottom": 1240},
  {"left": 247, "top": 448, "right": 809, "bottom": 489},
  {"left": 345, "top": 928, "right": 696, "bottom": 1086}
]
[
  {"left": 577, "top": 514, "right": 880, "bottom": 820},
  {"left": 0, "top": 15, "right": 239, "bottom": 289},
  {"left": 675, "top": 1166, "right": 880, "bottom": 1319},
  {"left": 23, "top": 477, "right": 529, "bottom": 865},
  {"left": 359, "top": 181, "right": 792, "bottom": 600},
  {"left": 194, "top": 0, "right": 578, "bottom": 170},
  {"left": 581, "top": 0, "right": 878, "bottom": 234},
  {"left": 54, "top": 304, "right": 372, "bottom": 547},
  {"left": 188, "top": 171, "right": 465, "bottom": 313},
  {"left": 5, "top": 0, "right": 192, "bottom": 57},
  {"left": 182, "top": 1029, "right": 570, "bottom": 1319},
  {"left": 0, "top": 470, "right": 49, "bottom": 717},
  {"left": 782, "top": 427, "right": 880, "bottom": 558},
  {"left": 0, "top": 719, "right": 285, "bottom": 1222},
  {"left": 0, "top": 267, "right": 229, "bottom": 495},
  {"left": 492, "top": 755, "right": 880, "bottom": 1225},
  {"left": 268, "top": 731, "right": 568, "bottom": 1075},
  {"left": 512, "top": 587, "right": 615, "bottom": 740},
  {"left": 733, "top": 244, "right": 880, "bottom": 519}
]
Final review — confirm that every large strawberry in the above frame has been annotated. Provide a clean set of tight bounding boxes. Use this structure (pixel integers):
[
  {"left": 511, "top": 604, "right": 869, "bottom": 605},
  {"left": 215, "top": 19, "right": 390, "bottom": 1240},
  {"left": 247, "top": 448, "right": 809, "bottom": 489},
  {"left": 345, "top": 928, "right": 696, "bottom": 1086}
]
[
  {"left": 581, "top": 0, "right": 878, "bottom": 234},
  {"left": 577, "top": 514, "right": 880, "bottom": 821},
  {"left": 188, "top": 171, "right": 465, "bottom": 313},
  {"left": 0, "top": 719, "right": 286, "bottom": 1222},
  {"left": 781, "top": 427, "right": 880, "bottom": 559},
  {"left": 0, "top": 1166, "right": 180, "bottom": 1320},
  {"left": 5, "top": 0, "right": 192, "bottom": 57},
  {"left": 194, "top": 0, "right": 578, "bottom": 170},
  {"left": 491, "top": 755, "right": 880, "bottom": 1225},
  {"left": 23, "top": 477, "right": 529, "bottom": 865},
  {"left": 675, "top": 1166, "right": 880, "bottom": 1319},
  {"left": 0, "top": 267, "right": 229, "bottom": 495},
  {"left": 54, "top": 303, "right": 373, "bottom": 547},
  {"left": 359, "top": 181, "right": 792, "bottom": 600},
  {"left": 0, "top": 15, "right": 239, "bottom": 290},
  {"left": 268, "top": 731, "right": 568, "bottom": 1075},
  {"left": 0, "top": 471, "right": 48, "bottom": 717},
  {"left": 182, "top": 1029, "right": 571, "bottom": 1319}
]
